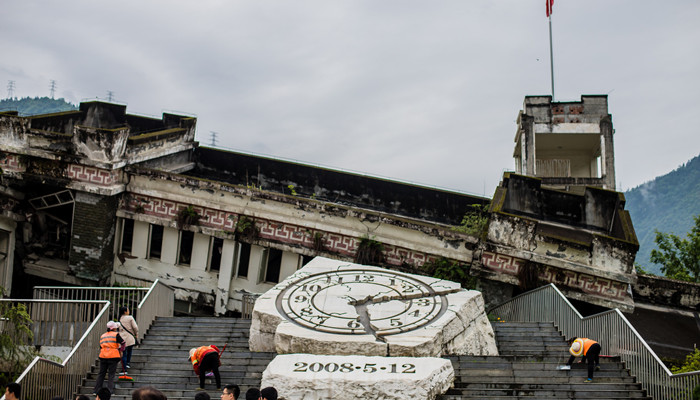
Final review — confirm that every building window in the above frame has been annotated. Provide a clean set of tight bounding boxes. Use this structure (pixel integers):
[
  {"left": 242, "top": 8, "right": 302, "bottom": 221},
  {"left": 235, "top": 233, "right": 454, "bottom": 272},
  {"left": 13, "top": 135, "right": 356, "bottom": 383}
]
[
  {"left": 300, "top": 255, "right": 315, "bottom": 270},
  {"left": 236, "top": 242, "right": 251, "bottom": 278},
  {"left": 148, "top": 224, "right": 164, "bottom": 259},
  {"left": 262, "top": 248, "right": 282, "bottom": 284},
  {"left": 120, "top": 218, "right": 134, "bottom": 253},
  {"left": 209, "top": 237, "right": 223, "bottom": 271},
  {"left": 178, "top": 230, "right": 194, "bottom": 265}
]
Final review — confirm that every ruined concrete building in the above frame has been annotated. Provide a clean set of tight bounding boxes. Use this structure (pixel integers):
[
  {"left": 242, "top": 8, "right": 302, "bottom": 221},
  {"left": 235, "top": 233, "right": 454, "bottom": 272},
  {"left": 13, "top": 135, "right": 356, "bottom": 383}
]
[
  {"left": 514, "top": 95, "right": 616, "bottom": 191},
  {"left": 0, "top": 96, "right": 638, "bottom": 316}
]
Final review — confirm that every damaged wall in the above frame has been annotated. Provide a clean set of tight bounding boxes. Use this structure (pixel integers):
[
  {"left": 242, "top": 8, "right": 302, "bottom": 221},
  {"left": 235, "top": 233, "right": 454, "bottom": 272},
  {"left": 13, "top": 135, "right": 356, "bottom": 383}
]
[{"left": 70, "top": 192, "right": 118, "bottom": 282}]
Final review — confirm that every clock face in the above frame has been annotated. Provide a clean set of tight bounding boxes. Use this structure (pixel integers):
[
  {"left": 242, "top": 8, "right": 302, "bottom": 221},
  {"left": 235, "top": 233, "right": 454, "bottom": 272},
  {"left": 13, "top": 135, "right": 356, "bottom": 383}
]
[{"left": 276, "top": 269, "right": 447, "bottom": 336}]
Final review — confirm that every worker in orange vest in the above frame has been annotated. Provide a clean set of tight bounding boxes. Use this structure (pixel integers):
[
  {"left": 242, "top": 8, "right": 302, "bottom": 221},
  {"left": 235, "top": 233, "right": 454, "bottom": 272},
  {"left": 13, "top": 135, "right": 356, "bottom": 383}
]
[
  {"left": 93, "top": 321, "right": 124, "bottom": 394},
  {"left": 189, "top": 345, "right": 221, "bottom": 390},
  {"left": 562, "top": 337, "right": 601, "bottom": 382}
]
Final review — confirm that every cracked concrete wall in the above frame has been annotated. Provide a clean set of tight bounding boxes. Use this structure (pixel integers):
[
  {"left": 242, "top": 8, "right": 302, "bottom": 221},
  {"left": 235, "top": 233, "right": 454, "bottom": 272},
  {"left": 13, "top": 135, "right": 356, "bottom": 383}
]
[
  {"left": 110, "top": 170, "right": 480, "bottom": 315},
  {"left": 70, "top": 192, "right": 118, "bottom": 282},
  {"left": 633, "top": 274, "right": 700, "bottom": 311}
]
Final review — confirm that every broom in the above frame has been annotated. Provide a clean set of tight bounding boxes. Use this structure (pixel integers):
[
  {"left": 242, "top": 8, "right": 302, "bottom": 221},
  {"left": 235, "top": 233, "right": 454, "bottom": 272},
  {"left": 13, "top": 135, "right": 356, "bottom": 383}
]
[{"left": 118, "top": 354, "right": 134, "bottom": 381}]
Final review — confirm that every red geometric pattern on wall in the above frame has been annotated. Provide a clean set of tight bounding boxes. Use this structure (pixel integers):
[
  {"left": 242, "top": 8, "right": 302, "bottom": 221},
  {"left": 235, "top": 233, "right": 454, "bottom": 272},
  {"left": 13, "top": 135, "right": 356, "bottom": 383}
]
[
  {"left": 481, "top": 251, "right": 627, "bottom": 301},
  {"left": 384, "top": 244, "right": 436, "bottom": 267},
  {"left": 0, "top": 154, "right": 25, "bottom": 172},
  {"left": 127, "top": 194, "right": 236, "bottom": 231},
  {"left": 257, "top": 220, "right": 313, "bottom": 247},
  {"left": 68, "top": 164, "right": 120, "bottom": 186},
  {"left": 481, "top": 251, "right": 523, "bottom": 275},
  {"left": 124, "top": 194, "right": 436, "bottom": 267}
]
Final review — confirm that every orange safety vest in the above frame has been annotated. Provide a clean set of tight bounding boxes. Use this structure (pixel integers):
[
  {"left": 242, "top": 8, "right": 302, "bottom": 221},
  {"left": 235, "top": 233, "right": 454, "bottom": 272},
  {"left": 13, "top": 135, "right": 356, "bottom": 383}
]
[
  {"left": 570, "top": 338, "right": 597, "bottom": 357},
  {"left": 191, "top": 345, "right": 219, "bottom": 374},
  {"left": 99, "top": 331, "right": 121, "bottom": 359}
]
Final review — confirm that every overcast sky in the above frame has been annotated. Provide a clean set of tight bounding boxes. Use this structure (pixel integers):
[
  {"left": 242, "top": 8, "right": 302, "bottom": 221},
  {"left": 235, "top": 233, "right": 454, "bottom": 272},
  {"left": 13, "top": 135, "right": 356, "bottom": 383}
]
[{"left": 2, "top": 1, "right": 699, "bottom": 197}]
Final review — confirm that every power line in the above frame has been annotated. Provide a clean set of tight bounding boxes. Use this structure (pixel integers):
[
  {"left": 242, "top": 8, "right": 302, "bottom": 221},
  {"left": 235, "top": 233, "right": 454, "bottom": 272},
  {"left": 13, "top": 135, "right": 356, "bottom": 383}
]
[
  {"left": 7, "top": 81, "right": 15, "bottom": 99},
  {"left": 210, "top": 131, "right": 219, "bottom": 147},
  {"left": 107, "top": 91, "right": 114, "bottom": 102},
  {"left": 49, "top": 80, "right": 57, "bottom": 99}
]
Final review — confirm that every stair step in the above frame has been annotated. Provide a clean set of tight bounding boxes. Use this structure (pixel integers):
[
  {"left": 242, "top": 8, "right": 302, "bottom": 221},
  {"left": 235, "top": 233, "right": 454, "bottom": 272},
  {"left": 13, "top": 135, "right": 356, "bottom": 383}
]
[{"left": 79, "top": 318, "right": 649, "bottom": 400}]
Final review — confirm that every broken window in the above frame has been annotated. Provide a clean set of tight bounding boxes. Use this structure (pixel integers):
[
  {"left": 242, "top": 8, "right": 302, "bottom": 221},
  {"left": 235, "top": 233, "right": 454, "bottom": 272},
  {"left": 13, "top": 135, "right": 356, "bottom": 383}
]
[
  {"left": 25, "top": 189, "right": 74, "bottom": 260},
  {"left": 121, "top": 218, "right": 134, "bottom": 253},
  {"left": 262, "top": 248, "right": 282, "bottom": 284},
  {"left": 148, "top": 224, "right": 164, "bottom": 259},
  {"left": 178, "top": 230, "right": 194, "bottom": 265},
  {"left": 208, "top": 237, "right": 223, "bottom": 271},
  {"left": 236, "top": 242, "right": 251, "bottom": 278}
]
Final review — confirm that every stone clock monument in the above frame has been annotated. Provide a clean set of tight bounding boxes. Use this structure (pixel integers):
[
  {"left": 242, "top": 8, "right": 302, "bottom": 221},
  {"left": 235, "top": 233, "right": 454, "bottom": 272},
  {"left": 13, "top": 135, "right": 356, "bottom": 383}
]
[{"left": 250, "top": 257, "right": 498, "bottom": 399}]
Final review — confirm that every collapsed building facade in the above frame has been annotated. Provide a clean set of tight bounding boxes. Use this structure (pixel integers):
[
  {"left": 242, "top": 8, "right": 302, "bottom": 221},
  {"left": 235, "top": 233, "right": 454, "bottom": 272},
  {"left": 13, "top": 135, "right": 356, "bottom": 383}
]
[{"left": 0, "top": 95, "right": 638, "bottom": 317}]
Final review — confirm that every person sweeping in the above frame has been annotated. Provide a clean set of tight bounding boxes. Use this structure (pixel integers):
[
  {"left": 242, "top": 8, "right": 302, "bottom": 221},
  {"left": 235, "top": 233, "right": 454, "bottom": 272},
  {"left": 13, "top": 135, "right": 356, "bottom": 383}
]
[
  {"left": 189, "top": 345, "right": 222, "bottom": 390},
  {"left": 93, "top": 321, "right": 124, "bottom": 394},
  {"left": 560, "top": 337, "right": 601, "bottom": 382}
]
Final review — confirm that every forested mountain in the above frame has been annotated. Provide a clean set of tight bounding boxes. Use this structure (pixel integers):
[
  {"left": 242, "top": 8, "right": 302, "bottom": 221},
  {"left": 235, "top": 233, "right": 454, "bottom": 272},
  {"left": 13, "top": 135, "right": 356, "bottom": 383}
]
[
  {"left": 625, "top": 154, "right": 700, "bottom": 275},
  {"left": 0, "top": 96, "right": 77, "bottom": 115}
]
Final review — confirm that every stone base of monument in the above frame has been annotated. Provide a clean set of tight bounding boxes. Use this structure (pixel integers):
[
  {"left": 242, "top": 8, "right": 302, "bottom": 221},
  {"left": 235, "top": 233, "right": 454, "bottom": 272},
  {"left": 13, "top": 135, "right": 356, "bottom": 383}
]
[
  {"left": 261, "top": 354, "right": 454, "bottom": 400},
  {"left": 249, "top": 257, "right": 499, "bottom": 357}
]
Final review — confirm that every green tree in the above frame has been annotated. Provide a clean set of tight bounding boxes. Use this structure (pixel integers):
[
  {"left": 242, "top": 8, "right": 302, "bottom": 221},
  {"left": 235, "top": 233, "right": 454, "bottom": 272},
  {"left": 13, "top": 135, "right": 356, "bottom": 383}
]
[
  {"left": 421, "top": 257, "right": 477, "bottom": 289},
  {"left": 649, "top": 215, "right": 700, "bottom": 282},
  {"left": 0, "top": 293, "right": 37, "bottom": 387},
  {"left": 672, "top": 348, "right": 700, "bottom": 375},
  {"left": 454, "top": 203, "right": 490, "bottom": 236}
]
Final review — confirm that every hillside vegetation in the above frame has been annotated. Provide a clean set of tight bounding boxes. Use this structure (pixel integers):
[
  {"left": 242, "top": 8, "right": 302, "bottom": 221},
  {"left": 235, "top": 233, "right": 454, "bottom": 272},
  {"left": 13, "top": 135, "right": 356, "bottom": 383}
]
[
  {"left": 0, "top": 96, "right": 77, "bottom": 116},
  {"left": 625, "top": 154, "right": 700, "bottom": 275}
]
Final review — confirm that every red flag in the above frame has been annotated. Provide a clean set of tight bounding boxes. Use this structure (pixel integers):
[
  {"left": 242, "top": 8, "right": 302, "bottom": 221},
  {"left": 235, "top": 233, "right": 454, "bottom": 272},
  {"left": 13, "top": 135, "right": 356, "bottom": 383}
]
[{"left": 546, "top": 0, "right": 554, "bottom": 17}]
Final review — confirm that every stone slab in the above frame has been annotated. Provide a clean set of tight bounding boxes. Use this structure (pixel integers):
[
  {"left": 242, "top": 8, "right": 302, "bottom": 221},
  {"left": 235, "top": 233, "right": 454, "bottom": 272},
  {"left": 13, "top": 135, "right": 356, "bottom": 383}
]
[
  {"left": 261, "top": 354, "right": 454, "bottom": 400},
  {"left": 249, "top": 256, "right": 498, "bottom": 357}
]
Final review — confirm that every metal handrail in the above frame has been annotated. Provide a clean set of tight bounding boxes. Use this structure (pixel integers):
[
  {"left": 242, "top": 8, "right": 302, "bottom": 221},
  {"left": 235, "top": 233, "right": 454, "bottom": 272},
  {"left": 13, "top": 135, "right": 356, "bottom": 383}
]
[
  {"left": 33, "top": 285, "right": 150, "bottom": 321},
  {"left": 1, "top": 299, "right": 110, "bottom": 400},
  {"left": 2, "top": 280, "right": 174, "bottom": 400},
  {"left": 242, "top": 292, "right": 260, "bottom": 319},
  {"left": 488, "top": 283, "right": 700, "bottom": 400}
]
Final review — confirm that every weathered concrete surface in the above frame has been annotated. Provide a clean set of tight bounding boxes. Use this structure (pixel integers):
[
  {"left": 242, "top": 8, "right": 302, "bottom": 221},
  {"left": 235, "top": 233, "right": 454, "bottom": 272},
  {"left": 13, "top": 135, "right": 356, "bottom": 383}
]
[
  {"left": 250, "top": 257, "right": 498, "bottom": 357},
  {"left": 633, "top": 274, "right": 700, "bottom": 311},
  {"left": 477, "top": 173, "right": 638, "bottom": 312},
  {"left": 261, "top": 354, "right": 454, "bottom": 400}
]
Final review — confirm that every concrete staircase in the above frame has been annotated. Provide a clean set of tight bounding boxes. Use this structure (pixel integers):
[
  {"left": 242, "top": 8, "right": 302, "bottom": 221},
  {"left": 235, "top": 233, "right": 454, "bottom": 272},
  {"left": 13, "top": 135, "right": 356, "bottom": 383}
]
[
  {"left": 437, "top": 321, "right": 651, "bottom": 399},
  {"left": 79, "top": 317, "right": 275, "bottom": 400},
  {"left": 79, "top": 318, "right": 651, "bottom": 400}
]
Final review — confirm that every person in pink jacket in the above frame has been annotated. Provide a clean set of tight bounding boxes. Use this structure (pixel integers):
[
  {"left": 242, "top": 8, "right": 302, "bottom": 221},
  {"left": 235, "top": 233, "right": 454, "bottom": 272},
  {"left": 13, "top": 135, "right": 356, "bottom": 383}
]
[{"left": 118, "top": 306, "right": 139, "bottom": 370}]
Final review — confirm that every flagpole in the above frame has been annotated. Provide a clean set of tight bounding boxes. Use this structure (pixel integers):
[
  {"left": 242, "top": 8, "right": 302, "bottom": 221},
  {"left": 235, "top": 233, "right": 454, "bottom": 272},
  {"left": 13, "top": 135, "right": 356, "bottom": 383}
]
[{"left": 548, "top": 14, "right": 555, "bottom": 100}]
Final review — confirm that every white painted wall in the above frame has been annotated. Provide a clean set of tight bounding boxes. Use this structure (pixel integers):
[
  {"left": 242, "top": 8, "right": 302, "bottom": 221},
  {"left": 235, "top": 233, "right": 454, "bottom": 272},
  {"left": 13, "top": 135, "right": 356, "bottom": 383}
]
[{"left": 114, "top": 217, "right": 304, "bottom": 315}]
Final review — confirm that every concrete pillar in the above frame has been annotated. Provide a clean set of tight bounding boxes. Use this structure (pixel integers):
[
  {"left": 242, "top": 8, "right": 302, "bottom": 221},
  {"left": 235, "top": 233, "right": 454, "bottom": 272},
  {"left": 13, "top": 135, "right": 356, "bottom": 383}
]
[
  {"left": 279, "top": 251, "right": 300, "bottom": 282},
  {"left": 0, "top": 218, "right": 17, "bottom": 295},
  {"left": 520, "top": 115, "right": 536, "bottom": 176},
  {"left": 162, "top": 227, "right": 178, "bottom": 265},
  {"left": 215, "top": 238, "right": 237, "bottom": 315},
  {"left": 70, "top": 192, "right": 118, "bottom": 283},
  {"left": 132, "top": 220, "right": 149, "bottom": 259},
  {"left": 190, "top": 233, "right": 209, "bottom": 271},
  {"left": 600, "top": 116, "right": 616, "bottom": 190}
]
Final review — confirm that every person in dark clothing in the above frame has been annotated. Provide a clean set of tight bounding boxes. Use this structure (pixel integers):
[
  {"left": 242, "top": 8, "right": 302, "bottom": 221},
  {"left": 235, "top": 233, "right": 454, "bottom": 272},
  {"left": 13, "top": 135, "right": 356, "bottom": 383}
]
[
  {"left": 4, "top": 383, "right": 20, "bottom": 400},
  {"left": 244, "top": 388, "right": 260, "bottom": 400},
  {"left": 189, "top": 345, "right": 222, "bottom": 390},
  {"left": 132, "top": 387, "right": 167, "bottom": 400},
  {"left": 94, "top": 321, "right": 124, "bottom": 394},
  {"left": 96, "top": 388, "right": 111, "bottom": 400},
  {"left": 220, "top": 385, "right": 240, "bottom": 400},
  {"left": 564, "top": 337, "right": 601, "bottom": 382},
  {"left": 260, "top": 387, "right": 277, "bottom": 400}
]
